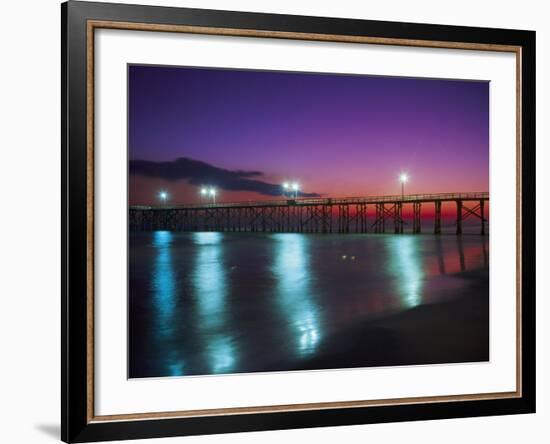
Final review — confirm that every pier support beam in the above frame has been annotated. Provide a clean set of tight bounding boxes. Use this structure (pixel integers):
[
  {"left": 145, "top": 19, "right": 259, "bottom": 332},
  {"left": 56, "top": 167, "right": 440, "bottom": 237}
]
[
  {"left": 321, "top": 205, "right": 332, "bottom": 233},
  {"left": 394, "top": 203, "right": 403, "bottom": 233},
  {"left": 434, "top": 201, "right": 441, "bottom": 234},
  {"left": 456, "top": 200, "right": 463, "bottom": 235},
  {"left": 338, "top": 205, "right": 349, "bottom": 233},
  {"left": 413, "top": 202, "right": 422, "bottom": 234},
  {"left": 354, "top": 203, "right": 367, "bottom": 233},
  {"left": 480, "top": 199, "right": 486, "bottom": 235},
  {"left": 374, "top": 203, "right": 386, "bottom": 233},
  {"left": 373, "top": 203, "right": 404, "bottom": 234}
]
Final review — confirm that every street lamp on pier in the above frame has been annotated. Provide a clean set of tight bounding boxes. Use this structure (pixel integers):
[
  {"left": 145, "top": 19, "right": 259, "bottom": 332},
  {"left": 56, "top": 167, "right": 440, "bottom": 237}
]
[
  {"left": 200, "top": 187, "right": 208, "bottom": 203},
  {"left": 282, "top": 182, "right": 290, "bottom": 197},
  {"left": 291, "top": 182, "right": 299, "bottom": 199},
  {"left": 208, "top": 187, "right": 217, "bottom": 204},
  {"left": 399, "top": 173, "right": 409, "bottom": 200},
  {"left": 158, "top": 190, "right": 168, "bottom": 206}
]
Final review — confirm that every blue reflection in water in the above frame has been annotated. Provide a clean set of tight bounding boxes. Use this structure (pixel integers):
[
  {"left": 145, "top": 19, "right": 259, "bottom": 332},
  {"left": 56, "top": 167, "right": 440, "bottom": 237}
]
[
  {"left": 191, "top": 232, "right": 236, "bottom": 374},
  {"left": 271, "top": 234, "right": 321, "bottom": 357},
  {"left": 152, "top": 231, "right": 184, "bottom": 375},
  {"left": 386, "top": 236, "right": 425, "bottom": 308},
  {"left": 192, "top": 232, "right": 225, "bottom": 330},
  {"left": 152, "top": 231, "right": 176, "bottom": 334},
  {"left": 207, "top": 337, "right": 236, "bottom": 374}
]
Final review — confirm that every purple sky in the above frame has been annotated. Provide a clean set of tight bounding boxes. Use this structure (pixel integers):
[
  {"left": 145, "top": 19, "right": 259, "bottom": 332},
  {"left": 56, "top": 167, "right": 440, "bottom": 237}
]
[{"left": 128, "top": 64, "right": 489, "bottom": 205}]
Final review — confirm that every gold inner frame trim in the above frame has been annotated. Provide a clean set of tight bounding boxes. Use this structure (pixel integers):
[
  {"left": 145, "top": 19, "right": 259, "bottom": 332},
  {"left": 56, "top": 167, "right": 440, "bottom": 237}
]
[{"left": 86, "top": 19, "right": 523, "bottom": 423}]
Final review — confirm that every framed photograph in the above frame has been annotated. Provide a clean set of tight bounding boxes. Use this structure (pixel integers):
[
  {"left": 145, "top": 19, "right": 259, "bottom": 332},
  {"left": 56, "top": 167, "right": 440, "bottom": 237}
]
[{"left": 62, "top": 1, "right": 536, "bottom": 442}]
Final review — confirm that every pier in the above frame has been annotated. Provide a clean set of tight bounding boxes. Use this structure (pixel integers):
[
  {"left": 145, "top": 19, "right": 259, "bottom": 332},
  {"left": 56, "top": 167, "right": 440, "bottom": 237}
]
[{"left": 129, "top": 192, "right": 488, "bottom": 235}]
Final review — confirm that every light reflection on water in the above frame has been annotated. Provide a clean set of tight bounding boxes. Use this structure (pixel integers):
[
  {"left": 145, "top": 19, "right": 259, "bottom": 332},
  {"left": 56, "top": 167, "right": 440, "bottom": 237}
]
[
  {"left": 151, "top": 231, "right": 182, "bottom": 375},
  {"left": 192, "top": 232, "right": 225, "bottom": 330},
  {"left": 130, "top": 232, "right": 489, "bottom": 378},
  {"left": 152, "top": 231, "right": 176, "bottom": 328},
  {"left": 386, "top": 236, "right": 425, "bottom": 308},
  {"left": 191, "top": 232, "right": 237, "bottom": 374},
  {"left": 271, "top": 233, "right": 321, "bottom": 357}
]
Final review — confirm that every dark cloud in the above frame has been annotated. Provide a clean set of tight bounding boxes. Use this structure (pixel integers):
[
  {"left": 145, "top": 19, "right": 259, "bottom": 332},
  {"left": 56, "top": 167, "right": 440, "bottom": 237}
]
[{"left": 129, "top": 157, "right": 321, "bottom": 198}]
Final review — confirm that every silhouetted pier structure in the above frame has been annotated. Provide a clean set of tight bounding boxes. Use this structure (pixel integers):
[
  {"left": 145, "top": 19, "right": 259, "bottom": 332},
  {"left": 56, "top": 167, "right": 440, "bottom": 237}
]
[{"left": 129, "top": 192, "right": 488, "bottom": 235}]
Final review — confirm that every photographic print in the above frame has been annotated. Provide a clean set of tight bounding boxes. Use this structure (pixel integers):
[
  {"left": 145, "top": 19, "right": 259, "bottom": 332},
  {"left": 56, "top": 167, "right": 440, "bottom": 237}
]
[
  {"left": 63, "top": 5, "right": 535, "bottom": 440},
  {"left": 128, "top": 65, "right": 489, "bottom": 379}
]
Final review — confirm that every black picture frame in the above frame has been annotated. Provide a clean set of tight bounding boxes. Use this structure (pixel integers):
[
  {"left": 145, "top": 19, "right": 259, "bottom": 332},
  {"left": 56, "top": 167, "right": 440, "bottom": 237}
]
[{"left": 62, "top": 1, "right": 536, "bottom": 442}]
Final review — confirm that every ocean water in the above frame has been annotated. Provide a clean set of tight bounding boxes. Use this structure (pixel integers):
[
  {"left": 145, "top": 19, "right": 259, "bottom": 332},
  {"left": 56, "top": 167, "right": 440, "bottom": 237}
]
[{"left": 129, "top": 232, "right": 489, "bottom": 378}]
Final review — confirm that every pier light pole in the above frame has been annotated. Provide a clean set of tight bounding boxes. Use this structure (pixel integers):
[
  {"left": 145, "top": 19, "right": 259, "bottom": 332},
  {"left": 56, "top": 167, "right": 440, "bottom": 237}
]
[
  {"left": 209, "top": 187, "right": 217, "bottom": 204},
  {"left": 200, "top": 187, "right": 208, "bottom": 203},
  {"left": 158, "top": 190, "right": 168, "bottom": 206},
  {"left": 291, "top": 182, "right": 299, "bottom": 199},
  {"left": 399, "top": 173, "right": 408, "bottom": 200},
  {"left": 282, "top": 182, "right": 290, "bottom": 198}
]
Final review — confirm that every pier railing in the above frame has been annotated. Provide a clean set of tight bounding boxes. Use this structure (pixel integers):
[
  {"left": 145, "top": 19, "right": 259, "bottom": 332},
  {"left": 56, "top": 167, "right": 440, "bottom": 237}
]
[{"left": 131, "top": 192, "right": 489, "bottom": 210}]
